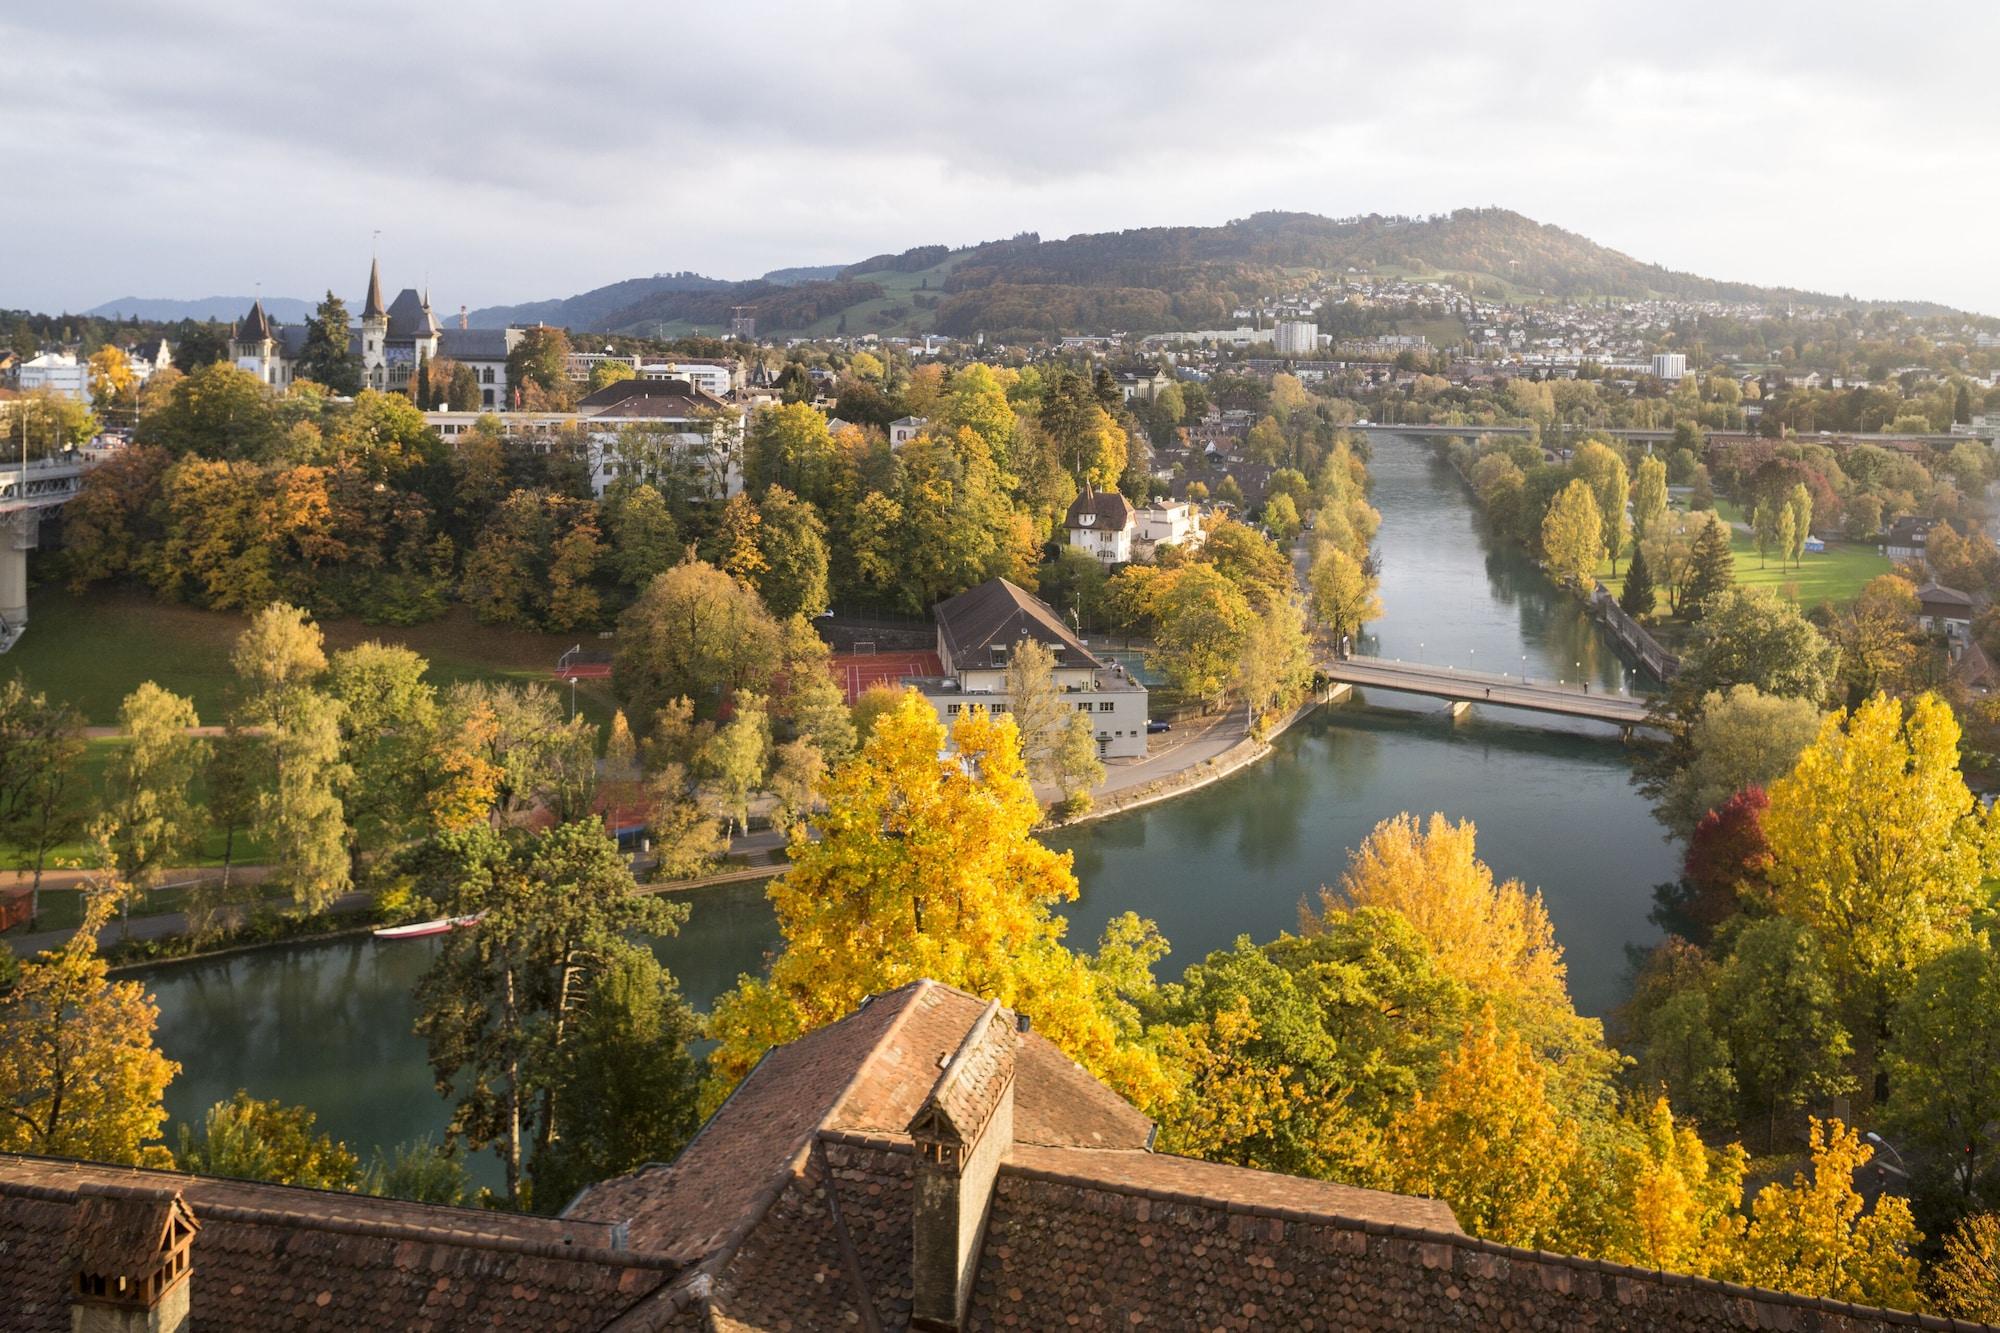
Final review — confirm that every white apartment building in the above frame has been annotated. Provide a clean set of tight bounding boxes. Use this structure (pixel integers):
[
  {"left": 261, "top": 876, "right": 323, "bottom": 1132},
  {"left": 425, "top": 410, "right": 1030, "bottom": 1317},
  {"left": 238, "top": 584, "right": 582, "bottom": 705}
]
[
  {"left": 914, "top": 578, "right": 1150, "bottom": 760},
  {"left": 1134, "top": 500, "right": 1204, "bottom": 555},
  {"left": 1651, "top": 352, "right": 1690, "bottom": 381},
  {"left": 1273, "top": 320, "right": 1320, "bottom": 356},
  {"left": 17, "top": 353, "right": 89, "bottom": 402}
]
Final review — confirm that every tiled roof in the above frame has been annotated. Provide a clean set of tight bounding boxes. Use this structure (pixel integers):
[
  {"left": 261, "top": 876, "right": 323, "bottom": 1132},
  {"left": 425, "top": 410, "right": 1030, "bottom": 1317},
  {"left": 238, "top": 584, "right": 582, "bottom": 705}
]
[
  {"left": 0, "top": 1155, "right": 673, "bottom": 1332},
  {"left": 69, "top": 1183, "right": 194, "bottom": 1276},
  {"left": 438, "top": 327, "right": 515, "bottom": 361},
  {"left": 1, "top": 978, "right": 1986, "bottom": 1331},
  {"left": 1064, "top": 487, "right": 1133, "bottom": 532},
  {"left": 385, "top": 288, "right": 440, "bottom": 341},
  {"left": 234, "top": 300, "right": 273, "bottom": 344},
  {"left": 933, "top": 578, "right": 1105, "bottom": 670}
]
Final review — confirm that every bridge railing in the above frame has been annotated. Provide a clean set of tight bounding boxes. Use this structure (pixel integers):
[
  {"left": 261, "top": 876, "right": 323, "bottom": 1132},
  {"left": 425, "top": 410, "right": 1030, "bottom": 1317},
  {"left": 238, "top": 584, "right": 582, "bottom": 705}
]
[
  {"left": 1587, "top": 584, "right": 1680, "bottom": 680},
  {"left": 1340, "top": 649, "right": 1645, "bottom": 699}
]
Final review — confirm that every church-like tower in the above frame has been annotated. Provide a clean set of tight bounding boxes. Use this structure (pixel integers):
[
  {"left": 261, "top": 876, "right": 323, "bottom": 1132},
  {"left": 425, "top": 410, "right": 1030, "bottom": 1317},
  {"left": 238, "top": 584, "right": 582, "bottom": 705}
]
[{"left": 360, "top": 257, "right": 389, "bottom": 390}]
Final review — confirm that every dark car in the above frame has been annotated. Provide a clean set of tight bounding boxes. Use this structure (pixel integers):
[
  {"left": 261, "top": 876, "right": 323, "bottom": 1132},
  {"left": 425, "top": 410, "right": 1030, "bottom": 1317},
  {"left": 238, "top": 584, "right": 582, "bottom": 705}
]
[{"left": 1146, "top": 720, "right": 1171, "bottom": 734}]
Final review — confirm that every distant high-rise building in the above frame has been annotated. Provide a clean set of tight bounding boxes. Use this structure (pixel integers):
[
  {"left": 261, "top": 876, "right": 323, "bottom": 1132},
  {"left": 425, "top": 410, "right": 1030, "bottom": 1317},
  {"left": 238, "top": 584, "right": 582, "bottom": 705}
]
[
  {"left": 1273, "top": 319, "right": 1318, "bottom": 356},
  {"left": 1652, "top": 352, "right": 1689, "bottom": 381},
  {"left": 729, "top": 306, "right": 756, "bottom": 339}
]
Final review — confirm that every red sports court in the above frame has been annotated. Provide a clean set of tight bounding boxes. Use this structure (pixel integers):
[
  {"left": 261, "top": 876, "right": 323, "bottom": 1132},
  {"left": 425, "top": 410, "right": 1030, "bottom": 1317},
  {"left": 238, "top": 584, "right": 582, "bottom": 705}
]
[{"left": 827, "top": 649, "right": 940, "bottom": 705}]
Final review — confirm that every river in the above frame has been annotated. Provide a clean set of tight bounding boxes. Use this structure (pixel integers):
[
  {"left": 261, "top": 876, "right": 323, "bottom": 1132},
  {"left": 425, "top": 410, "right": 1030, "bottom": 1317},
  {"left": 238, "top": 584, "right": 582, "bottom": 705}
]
[{"left": 141, "top": 435, "right": 1680, "bottom": 1179}]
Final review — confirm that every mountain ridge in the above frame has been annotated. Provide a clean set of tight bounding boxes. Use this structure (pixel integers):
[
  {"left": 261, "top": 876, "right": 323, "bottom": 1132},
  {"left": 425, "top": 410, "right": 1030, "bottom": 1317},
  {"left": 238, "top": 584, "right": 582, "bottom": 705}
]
[{"left": 462, "top": 208, "right": 1972, "bottom": 341}]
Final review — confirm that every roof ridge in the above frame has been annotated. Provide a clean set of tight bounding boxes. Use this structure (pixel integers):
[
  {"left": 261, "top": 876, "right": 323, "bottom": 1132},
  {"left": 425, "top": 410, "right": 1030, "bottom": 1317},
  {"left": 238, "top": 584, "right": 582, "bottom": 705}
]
[
  {"left": 822, "top": 979, "right": 939, "bottom": 1133},
  {"left": 996, "top": 1157, "right": 1991, "bottom": 1332}
]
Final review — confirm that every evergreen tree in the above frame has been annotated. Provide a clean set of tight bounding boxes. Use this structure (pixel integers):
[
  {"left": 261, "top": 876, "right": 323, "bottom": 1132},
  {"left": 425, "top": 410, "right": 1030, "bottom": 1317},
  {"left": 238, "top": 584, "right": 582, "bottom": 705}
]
[
  {"left": 297, "top": 291, "right": 361, "bottom": 394},
  {"left": 1619, "top": 542, "right": 1656, "bottom": 619},
  {"left": 1685, "top": 514, "right": 1736, "bottom": 614}
]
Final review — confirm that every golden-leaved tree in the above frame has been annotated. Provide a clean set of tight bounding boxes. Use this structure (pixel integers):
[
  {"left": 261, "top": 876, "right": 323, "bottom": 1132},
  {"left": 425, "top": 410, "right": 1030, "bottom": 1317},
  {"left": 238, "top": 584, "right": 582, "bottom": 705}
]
[
  {"left": 1763, "top": 693, "right": 1996, "bottom": 1007},
  {"left": 704, "top": 692, "right": 1171, "bottom": 1110},
  {"left": 1734, "top": 1119, "right": 1924, "bottom": 1311},
  {"left": 1600, "top": 1097, "right": 1747, "bottom": 1277},
  {"left": 1377, "top": 1009, "right": 1579, "bottom": 1249},
  {"left": 0, "top": 892, "right": 178, "bottom": 1165},
  {"left": 1317, "top": 812, "right": 1615, "bottom": 1114}
]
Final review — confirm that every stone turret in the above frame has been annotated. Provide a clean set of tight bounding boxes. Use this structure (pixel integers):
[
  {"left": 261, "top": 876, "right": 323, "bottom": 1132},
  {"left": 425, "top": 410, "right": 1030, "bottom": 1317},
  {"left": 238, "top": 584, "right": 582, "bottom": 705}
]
[
  {"left": 360, "top": 257, "right": 389, "bottom": 389},
  {"left": 906, "top": 999, "right": 1019, "bottom": 1332}
]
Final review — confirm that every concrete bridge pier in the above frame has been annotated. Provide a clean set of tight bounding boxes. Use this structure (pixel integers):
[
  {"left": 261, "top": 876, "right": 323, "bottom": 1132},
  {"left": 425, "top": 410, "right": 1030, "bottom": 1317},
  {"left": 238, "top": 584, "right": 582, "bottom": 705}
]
[
  {"left": 1446, "top": 700, "right": 1471, "bottom": 719},
  {"left": 1323, "top": 682, "right": 1353, "bottom": 705},
  {"left": 0, "top": 510, "right": 40, "bottom": 634}
]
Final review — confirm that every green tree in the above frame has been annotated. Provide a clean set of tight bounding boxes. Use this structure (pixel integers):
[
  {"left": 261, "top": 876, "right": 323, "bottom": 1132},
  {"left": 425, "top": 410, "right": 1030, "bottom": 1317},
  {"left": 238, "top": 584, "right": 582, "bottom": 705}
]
[
  {"left": 297, "top": 291, "right": 361, "bottom": 394},
  {"left": 1786, "top": 483, "right": 1814, "bottom": 568},
  {"left": 1656, "top": 685, "right": 1821, "bottom": 837},
  {"left": 1685, "top": 513, "right": 1737, "bottom": 613},
  {"left": 527, "top": 942, "right": 702, "bottom": 1207},
  {"left": 411, "top": 820, "right": 688, "bottom": 1206},
  {"left": 259, "top": 687, "right": 352, "bottom": 915},
  {"left": 615, "top": 557, "right": 782, "bottom": 723},
  {"left": 701, "top": 691, "right": 770, "bottom": 835},
  {"left": 606, "top": 483, "right": 679, "bottom": 590},
  {"left": 768, "top": 737, "right": 825, "bottom": 839},
  {"left": 1886, "top": 941, "right": 2000, "bottom": 1211},
  {"left": 643, "top": 762, "right": 727, "bottom": 881},
  {"left": 1052, "top": 710, "right": 1104, "bottom": 815},
  {"left": 1754, "top": 502, "right": 1780, "bottom": 568},
  {"left": 1151, "top": 565, "right": 1256, "bottom": 710},
  {"left": 1262, "top": 492, "right": 1301, "bottom": 542},
  {"left": 98, "top": 684, "right": 204, "bottom": 925},
  {"left": 505, "top": 325, "right": 575, "bottom": 409},
  {"left": 1619, "top": 542, "right": 1656, "bottom": 619},
  {"left": 1673, "top": 589, "right": 1839, "bottom": 712},
  {"left": 1631, "top": 454, "right": 1669, "bottom": 546},
  {"left": 1715, "top": 918, "right": 1854, "bottom": 1143},
  {"left": 327, "top": 641, "right": 439, "bottom": 863},
  {"left": 752, "top": 485, "right": 829, "bottom": 618},
  {"left": 0, "top": 682, "right": 86, "bottom": 922},
  {"left": 176, "top": 1090, "right": 361, "bottom": 1190},
  {"left": 1236, "top": 595, "right": 1313, "bottom": 731},
  {"left": 1540, "top": 479, "right": 1604, "bottom": 590}
]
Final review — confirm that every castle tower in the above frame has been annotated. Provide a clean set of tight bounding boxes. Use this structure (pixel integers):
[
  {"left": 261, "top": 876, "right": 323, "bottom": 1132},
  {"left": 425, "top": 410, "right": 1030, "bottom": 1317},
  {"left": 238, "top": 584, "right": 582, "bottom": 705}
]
[
  {"left": 228, "top": 300, "right": 281, "bottom": 386},
  {"left": 360, "top": 257, "right": 388, "bottom": 390}
]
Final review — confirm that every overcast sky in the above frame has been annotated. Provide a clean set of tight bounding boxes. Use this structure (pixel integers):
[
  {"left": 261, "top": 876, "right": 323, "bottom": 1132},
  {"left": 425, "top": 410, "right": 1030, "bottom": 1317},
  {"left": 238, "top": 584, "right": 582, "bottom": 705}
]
[{"left": 6, "top": 1, "right": 1998, "bottom": 317}]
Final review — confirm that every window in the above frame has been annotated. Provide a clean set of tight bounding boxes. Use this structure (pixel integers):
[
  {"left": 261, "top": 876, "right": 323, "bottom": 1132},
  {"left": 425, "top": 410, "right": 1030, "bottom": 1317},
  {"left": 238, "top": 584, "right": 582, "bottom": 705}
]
[
  {"left": 483, "top": 367, "right": 495, "bottom": 384},
  {"left": 1076, "top": 702, "right": 1092, "bottom": 712},
  {"left": 946, "top": 704, "right": 961, "bottom": 715},
  {"left": 1098, "top": 701, "right": 1114, "bottom": 712}
]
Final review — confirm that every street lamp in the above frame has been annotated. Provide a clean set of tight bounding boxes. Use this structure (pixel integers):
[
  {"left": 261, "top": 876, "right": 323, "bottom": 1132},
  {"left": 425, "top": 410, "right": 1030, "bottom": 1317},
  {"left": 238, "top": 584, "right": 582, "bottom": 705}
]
[{"left": 1520, "top": 655, "right": 1527, "bottom": 682}]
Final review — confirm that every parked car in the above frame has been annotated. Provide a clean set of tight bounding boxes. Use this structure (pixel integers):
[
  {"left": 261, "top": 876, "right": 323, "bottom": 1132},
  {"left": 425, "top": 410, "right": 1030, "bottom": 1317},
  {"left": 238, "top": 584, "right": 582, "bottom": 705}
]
[{"left": 1147, "top": 720, "right": 1172, "bottom": 734}]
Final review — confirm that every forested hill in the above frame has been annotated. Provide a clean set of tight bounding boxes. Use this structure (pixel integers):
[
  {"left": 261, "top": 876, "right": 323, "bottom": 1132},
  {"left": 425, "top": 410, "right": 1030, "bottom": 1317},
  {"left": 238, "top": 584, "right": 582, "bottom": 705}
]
[{"left": 464, "top": 208, "right": 1941, "bottom": 340}]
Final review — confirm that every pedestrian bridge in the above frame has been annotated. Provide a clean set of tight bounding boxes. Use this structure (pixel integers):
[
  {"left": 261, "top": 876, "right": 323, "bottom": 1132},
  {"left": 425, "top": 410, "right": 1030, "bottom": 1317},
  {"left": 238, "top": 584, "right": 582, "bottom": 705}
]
[{"left": 1322, "top": 656, "right": 1658, "bottom": 733}]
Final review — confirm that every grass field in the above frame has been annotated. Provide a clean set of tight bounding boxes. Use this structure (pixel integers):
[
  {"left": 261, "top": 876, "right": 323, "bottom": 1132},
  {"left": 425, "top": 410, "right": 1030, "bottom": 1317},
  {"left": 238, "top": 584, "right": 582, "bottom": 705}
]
[
  {"left": 5, "top": 585, "right": 622, "bottom": 728},
  {"left": 1597, "top": 501, "right": 1890, "bottom": 612}
]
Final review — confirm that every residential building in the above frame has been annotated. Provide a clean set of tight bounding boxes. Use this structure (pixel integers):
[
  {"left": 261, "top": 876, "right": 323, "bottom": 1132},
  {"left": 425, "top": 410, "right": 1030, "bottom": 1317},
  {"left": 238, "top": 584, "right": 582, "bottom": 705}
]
[
  {"left": 1114, "top": 368, "right": 1173, "bottom": 403},
  {"left": 16, "top": 352, "right": 88, "bottom": 402},
  {"left": 426, "top": 377, "right": 743, "bottom": 500},
  {"left": 888, "top": 415, "right": 929, "bottom": 448},
  {"left": 229, "top": 259, "right": 525, "bottom": 406},
  {"left": 1273, "top": 319, "right": 1319, "bottom": 356},
  {"left": 1650, "top": 352, "right": 1689, "bottom": 381},
  {"left": 916, "top": 578, "right": 1148, "bottom": 759},
  {"left": 1063, "top": 487, "right": 1133, "bottom": 565},
  {"left": 641, "top": 358, "right": 737, "bottom": 398},
  {"left": 1133, "top": 498, "right": 1204, "bottom": 556},
  {"left": 1917, "top": 581, "right": 1975, "bottom": 639},
  {"left": 1884, "top": 515, "right": 1936, "bottom": 561},
  {"left": 0, "top": 979, "right": 1960, "bottom": 1330}
]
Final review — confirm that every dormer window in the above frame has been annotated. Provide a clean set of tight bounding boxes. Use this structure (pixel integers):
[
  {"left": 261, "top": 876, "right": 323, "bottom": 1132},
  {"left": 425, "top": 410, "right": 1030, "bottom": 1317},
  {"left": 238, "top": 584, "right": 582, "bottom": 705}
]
[{"left": 1078, "top": 513, "right": 1094, "bottom": 526}]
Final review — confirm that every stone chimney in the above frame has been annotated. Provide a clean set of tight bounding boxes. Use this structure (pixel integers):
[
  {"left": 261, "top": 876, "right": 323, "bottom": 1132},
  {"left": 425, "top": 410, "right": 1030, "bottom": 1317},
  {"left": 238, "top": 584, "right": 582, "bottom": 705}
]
[
  {"left": 906, "top": 999, "right": 1019, "bottom": 1332},
  {"left": 68, "top": 1184, "right": 198, "bottom": 1333}
]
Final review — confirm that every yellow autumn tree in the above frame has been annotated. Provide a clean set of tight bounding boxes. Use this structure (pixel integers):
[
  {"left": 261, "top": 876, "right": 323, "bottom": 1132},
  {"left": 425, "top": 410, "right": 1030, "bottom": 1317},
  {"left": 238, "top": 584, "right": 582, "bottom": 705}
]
[
  {"left": 1600, "top": 1097, "right": 1747, "bottom": 1277},
  {"left": 0, "top": 891, "right": 178, "bottom": 1166},
  {"left": 1932, "top": 1213, "right": 2000, "bottom": 1323},
  {"left": 1317, "top": 813, "right": 1616, "bottom": 1114},
  {"left": 1733, "top": 1119, "right": 1924, "bottom": 1311},
  {"left": 1378, "top": 1009, "right": 1579, "bottom": 1249},
  {"left": 704, "top": 692, "right": 1170, "bottom": 1110},
  {"left": 1763, "top": 693, "right": 1996, "bottom": 1002},
  {"left": 1149, "top": 994, "right": 1336, "bottom": 1170}
]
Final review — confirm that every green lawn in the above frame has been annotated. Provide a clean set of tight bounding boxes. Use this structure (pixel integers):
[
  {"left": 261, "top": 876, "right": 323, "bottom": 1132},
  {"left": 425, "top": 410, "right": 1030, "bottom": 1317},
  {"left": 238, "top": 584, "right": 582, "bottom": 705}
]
[
  {"left": 6, "top": 585, "right": 621, "bottom": 728},
  {"left": 1599, "top": 502, "right": 1889, "bottom": 612}
]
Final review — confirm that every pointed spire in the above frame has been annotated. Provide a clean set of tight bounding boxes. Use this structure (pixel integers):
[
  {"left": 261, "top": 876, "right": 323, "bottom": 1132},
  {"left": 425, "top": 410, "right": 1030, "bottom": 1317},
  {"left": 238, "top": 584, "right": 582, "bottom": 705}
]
[
  {"left": 363, "top": 258, "right": 386, "bottom": 321},
  {"left": 237, "top": 299, "right": 273, "bottom": 343}
]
